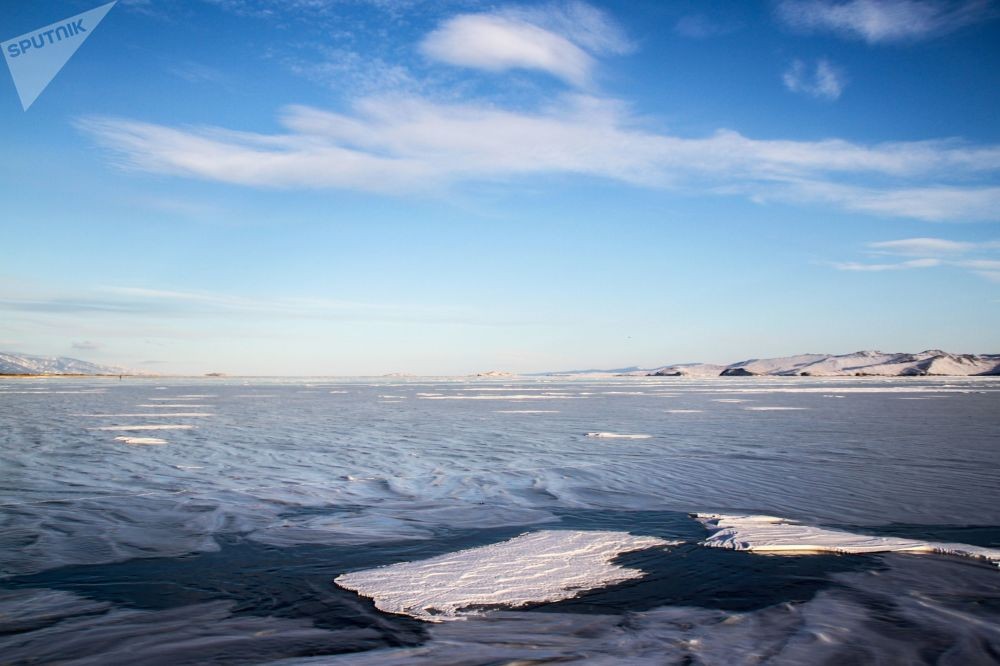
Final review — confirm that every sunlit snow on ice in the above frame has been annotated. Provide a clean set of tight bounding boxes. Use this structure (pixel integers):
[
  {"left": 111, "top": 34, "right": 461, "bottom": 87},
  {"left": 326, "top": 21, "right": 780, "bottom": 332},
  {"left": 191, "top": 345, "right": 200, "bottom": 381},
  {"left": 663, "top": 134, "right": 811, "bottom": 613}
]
[{"left": 335, "top": 530, "right": 675, "bottom": 621}]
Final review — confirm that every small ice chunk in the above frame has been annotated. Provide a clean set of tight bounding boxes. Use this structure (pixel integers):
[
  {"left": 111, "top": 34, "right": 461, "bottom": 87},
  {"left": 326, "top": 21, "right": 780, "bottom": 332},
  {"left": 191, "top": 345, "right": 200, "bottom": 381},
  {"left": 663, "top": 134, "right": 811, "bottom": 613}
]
[
  {"left": 137, "top": 404, "right": 213, "bottom": 408},
  {"left": 420, "top": 394, "right": 575, "bottom": 400},
  {"left": 742, "top": 407, "right": 808, "bottom": 411},
  {"left": 335, "top": 530, "right": 673, "bottom": 621},
  {"left": 697, "top": 514, "right": 1000, "bottom": 567},
  {"left": 78, "top": 413, "right": 214, "bottom": 417},
  {"left": 114, "top": 436, "right": 168, "bottom": 445},
  {"left": 585, "top": 432, "right": 652, "bottom": 439},
  {"left": 90, "top": 425, "right": 195, "bottom": 431}
]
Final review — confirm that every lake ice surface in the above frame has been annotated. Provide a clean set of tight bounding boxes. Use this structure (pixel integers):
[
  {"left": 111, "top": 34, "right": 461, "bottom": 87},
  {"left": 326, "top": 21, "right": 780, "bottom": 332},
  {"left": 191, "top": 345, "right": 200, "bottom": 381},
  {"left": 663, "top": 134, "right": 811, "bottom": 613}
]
[{"left": 1, "top": 375, "right": 999, "bottom": 663}]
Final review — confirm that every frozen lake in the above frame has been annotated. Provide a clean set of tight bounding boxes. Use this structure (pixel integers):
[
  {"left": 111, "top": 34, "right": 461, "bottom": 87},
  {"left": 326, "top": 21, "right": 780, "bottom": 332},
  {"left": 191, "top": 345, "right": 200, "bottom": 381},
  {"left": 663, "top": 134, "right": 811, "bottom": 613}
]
[{"left": 1, "top": 375, "right": 999, "bottom": 663}]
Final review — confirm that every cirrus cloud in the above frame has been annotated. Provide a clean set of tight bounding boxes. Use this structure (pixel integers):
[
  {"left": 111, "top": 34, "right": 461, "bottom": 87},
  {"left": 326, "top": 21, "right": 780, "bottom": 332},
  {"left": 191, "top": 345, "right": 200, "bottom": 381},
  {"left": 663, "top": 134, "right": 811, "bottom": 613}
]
[
  {"left": 834, "top": 236, "right": 1000, "bottom": 281},
  {"left": 78, "top": 92, "right": 1000, "bottom": 222},
  {"left": 833, "top": 257, "right": 942, "bottom": 270},
  {"left": 776, "top": 0, "right": 995, "bottom": 43}
]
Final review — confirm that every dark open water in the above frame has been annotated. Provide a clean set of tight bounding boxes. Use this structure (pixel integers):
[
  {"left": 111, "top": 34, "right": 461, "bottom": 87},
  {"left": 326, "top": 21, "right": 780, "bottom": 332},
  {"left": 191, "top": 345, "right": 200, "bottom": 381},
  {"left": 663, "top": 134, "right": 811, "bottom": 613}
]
[{"left": 1, "top": 376, "right": 999, "bottom": 664}]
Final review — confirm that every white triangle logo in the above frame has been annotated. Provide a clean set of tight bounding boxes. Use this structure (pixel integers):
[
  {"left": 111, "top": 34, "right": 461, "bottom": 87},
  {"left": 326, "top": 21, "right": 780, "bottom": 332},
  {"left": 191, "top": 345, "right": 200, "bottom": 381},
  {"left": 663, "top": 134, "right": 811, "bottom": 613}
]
[{"left": 2, "top": 1, "right": 116, "bottom": 110}]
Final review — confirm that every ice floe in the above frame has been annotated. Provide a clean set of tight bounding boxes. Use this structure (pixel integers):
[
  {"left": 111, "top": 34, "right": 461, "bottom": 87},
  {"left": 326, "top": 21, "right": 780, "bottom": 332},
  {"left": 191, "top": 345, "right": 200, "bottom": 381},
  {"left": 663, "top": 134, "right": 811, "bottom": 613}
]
[
  {"left": 114, "top": 436, "right": 168, "bottom": 445},
  {"left": 697, "top": 514, "right": 1000, "bottom": 567},
  {"left": 334, "top": 530, "right": 674, "bottom": 621},
  {"left": 420, "top": 394, "right": 578, "bottom": 400},
  {"left": 586, "top": 432, "right": 652, "bottom": 439},
  {"left": 90, "top": 425, "right": 195, "bottom": 431},
  {"left": 742, "top": 407, "right": 808, "bottom": 411},
  {"left": 78, "top": 413, "right": 214, "bottom": 417},
  {"left": 136, "top": 404, "right": 213, "bottom": 408}
]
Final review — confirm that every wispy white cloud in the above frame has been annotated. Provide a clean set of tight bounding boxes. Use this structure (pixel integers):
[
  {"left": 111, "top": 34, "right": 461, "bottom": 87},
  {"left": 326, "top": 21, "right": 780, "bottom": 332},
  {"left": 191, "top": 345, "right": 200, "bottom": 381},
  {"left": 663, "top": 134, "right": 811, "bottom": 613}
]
[
  {"left": 868, "top": 237, "right": 978, "bottom": 254},
  {"left": 78, "top": 93, "right": 1000, "bottom": 221},
  {"left": 835, "top": 237, "right": 1000, "bottom": 281},
  {"left": 168, "top": 61, "right": 225, "bottom": 84},
  {"left": 288, "top": 48, "right": 421, "bottom": 96},
  {"left": 774, "top": 181, "right": 1000, "bottom": 221},
  {"left": 71, "top": 340, "right": 102, "bottom": 351},
  {"left": 783, "top": 58, "right": 847, "bottom": 100},
  {"left": 72, "top": 3, "right": 1000, "bottom": 223},
  {"left": 833, "top": 258, "right": 942, "bottom": 271},
  {"left": 776, "top": 0, "right": 995, "bottom": 43},
  {"left": 506, "top": 2, "right": 633, "bottom": 55},
  {"left": 0, "top": 284, "right": 516, "bottom": 326},
  {"left": 202, "top": 0, "right": 425, "bottom": 19},
  {"left": 957, "top": 258, "right": 1000, "bottom": 270},
  {"left": 419, "top": 3, "right": 631, "bottom": 87}
]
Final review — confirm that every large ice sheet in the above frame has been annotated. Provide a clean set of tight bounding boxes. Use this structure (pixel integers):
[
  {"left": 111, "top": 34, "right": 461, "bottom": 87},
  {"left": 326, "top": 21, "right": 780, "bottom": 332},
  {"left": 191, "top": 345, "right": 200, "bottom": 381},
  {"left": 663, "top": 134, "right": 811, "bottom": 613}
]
[
  {"left": 697, "top": 514, "right": 1000, "bottom": 567},
  {"left": 335, "top": 530, "right": 674, "bottom": 621},
  {"left": 3, "top": 375, "right": 999, "bottom": 580}
]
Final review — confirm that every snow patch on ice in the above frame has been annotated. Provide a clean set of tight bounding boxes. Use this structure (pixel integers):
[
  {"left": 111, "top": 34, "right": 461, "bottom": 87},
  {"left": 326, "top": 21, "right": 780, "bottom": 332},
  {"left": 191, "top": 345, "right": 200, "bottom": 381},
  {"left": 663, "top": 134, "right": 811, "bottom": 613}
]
[{"left": 334, "top": 530, "right": 674, "bottom": 621}]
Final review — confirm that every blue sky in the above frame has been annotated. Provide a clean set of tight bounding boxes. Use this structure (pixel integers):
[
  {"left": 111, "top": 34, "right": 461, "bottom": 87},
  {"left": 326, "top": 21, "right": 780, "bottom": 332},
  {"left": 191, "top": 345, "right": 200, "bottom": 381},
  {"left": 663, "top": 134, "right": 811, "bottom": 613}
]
[{"left": 1, "top": 0, "right": 998, "bottom": 375}]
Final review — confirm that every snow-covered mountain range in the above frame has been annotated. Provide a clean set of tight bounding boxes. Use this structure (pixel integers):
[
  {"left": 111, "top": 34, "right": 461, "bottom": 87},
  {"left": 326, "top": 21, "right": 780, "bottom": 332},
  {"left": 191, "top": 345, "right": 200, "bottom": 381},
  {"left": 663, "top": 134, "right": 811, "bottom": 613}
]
[
  {"left": 649, "top": 350, "right": 1000, "bottom": 377},
  {"left": 0, "top": 352, "right": 136, "bottom": 376}
]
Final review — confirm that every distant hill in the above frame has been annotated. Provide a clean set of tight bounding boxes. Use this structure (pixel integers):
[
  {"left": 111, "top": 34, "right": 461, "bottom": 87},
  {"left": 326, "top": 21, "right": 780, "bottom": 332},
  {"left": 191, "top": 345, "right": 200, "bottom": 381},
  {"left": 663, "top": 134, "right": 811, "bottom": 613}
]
[
  {"left": 0, "top": 352, "right": 137, "bottom": 376},
  {"left": 649, "top": 350, "right": 1000, "bottom": 377},
  {"left": 541, "top": 350, "right": 1000, "bottom": 378}
]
